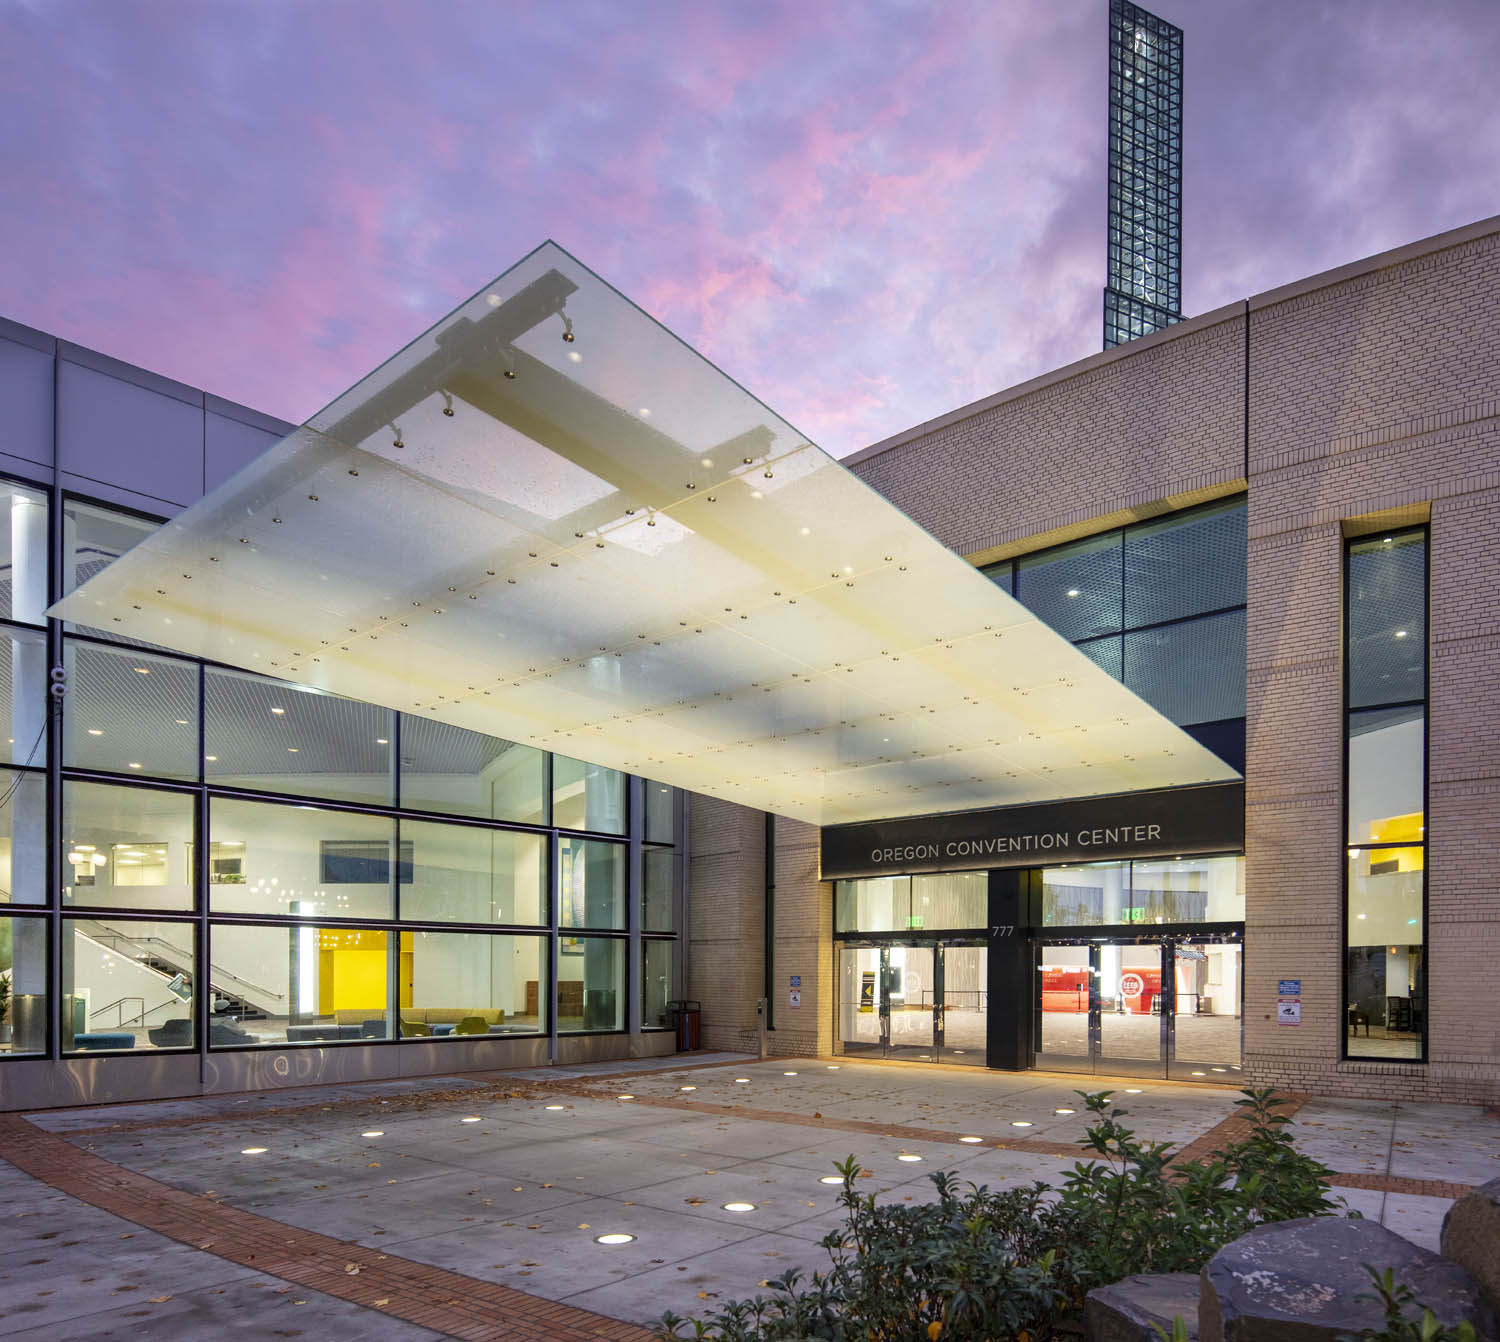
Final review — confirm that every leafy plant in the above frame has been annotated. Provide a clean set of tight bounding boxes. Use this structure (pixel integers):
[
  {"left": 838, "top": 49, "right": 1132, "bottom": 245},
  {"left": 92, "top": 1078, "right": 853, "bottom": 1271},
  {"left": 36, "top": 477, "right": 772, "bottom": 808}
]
[
  {"left": 655, "top": 1088, "right": 1342, "bottom": 1341},
  {"left": 1055, "top": 1087, "right": 1342, "bottom": 1293},
  {"left": 1337, "top": 1265, "right": 1479, "bottom": 1342},
  {"left": 0, "top": 971, "right": 10, "bottom": 1028}
]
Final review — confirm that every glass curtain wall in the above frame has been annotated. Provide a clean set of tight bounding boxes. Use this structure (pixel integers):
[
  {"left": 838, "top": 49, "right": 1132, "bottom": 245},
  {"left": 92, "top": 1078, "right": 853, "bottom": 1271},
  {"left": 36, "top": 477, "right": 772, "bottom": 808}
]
[
  {"left": 0, "top": 490, "right": 680, "bottom": 1063},
  {"left": 1345, "top": 529, "right": 1427, "bottom": 1060},
  {"left": 0, "top": 483, "right": 52, "bottom": 1055},
  {"left": 982, "top": 497, "right": 1247, "bottom": 769},
  {"left": 1040, "top": 856, "right": 1245, "bottom": 928}
]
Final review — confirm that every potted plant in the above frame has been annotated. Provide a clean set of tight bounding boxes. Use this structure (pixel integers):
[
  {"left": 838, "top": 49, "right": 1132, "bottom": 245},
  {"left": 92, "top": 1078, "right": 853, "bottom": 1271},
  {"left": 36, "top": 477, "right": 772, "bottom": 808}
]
[{"left": 0, "top": 971, "right": 11, "bottom": 1047}]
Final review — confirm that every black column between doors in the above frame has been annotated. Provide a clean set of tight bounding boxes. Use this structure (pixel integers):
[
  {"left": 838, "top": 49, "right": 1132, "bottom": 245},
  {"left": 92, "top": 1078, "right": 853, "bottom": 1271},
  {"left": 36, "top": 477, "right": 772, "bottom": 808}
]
[{"left": 986, "top": 869, "right": 1034, "bottom": 1071}]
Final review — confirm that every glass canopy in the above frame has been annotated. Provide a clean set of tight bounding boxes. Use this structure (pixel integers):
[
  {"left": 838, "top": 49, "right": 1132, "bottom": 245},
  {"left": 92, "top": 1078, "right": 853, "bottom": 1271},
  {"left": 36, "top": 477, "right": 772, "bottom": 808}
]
[{"left": 50, "top": 242, "right": 1238, "bottom": 826}]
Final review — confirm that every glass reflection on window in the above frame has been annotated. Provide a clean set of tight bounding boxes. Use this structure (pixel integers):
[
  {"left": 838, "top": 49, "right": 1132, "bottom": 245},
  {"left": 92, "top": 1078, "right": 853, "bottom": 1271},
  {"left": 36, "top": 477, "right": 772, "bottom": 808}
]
[
  {"left": 399, "top": 715, "right": 546, "bottom": 824},
  {"left": 207, "top": 924, "right": 391, "bottom": 1047},
  {"left": 61, "top": 917, "right": 196, "bottom": 1052},
  {"left": 62, "top": 781, "right": 194, "bottom": 911},
  {"left": 0, "top": 485, "right": 48, "bottom": 626},
  {"left": 1347, "top": 706, "right": 1424, "bottom": 844},
  {"left": 1042, "top": 862, "right": 1129, "bottom": 926},
  {"left": 558, "top": 837, "right": 625, "bottom": 930},
  {"left": 558, "top": 935, "right": 624, "bottom": 1033},
  {"left": 0, "top": 914, "right": 47, "bottom": 1054},
  {"left": 552, "top": 754, "right": 624, "bottom": 834},
  {"left": 400, "top": 931, "right": 546, "bottom": 1037}
]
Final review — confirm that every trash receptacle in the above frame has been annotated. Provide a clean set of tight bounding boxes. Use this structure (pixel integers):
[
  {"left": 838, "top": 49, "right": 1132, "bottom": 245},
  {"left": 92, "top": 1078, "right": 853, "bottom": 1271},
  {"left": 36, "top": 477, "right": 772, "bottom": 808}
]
[{"left": 668, "top": 999, "right": 701, "bottom": 1052}]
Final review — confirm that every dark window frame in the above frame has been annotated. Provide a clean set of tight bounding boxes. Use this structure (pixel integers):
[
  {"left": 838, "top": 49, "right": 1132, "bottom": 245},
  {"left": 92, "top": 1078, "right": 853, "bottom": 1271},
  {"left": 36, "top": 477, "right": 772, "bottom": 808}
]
[{"left": 1342, "top": 525, "right": 1429, "bottom": 1064}]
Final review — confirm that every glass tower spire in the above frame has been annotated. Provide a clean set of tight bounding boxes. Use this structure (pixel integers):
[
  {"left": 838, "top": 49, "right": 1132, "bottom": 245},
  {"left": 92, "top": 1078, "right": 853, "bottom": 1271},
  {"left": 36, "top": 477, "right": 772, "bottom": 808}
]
[{"left": 1103, "top": 0, "right": 1183, "bottom": 349}]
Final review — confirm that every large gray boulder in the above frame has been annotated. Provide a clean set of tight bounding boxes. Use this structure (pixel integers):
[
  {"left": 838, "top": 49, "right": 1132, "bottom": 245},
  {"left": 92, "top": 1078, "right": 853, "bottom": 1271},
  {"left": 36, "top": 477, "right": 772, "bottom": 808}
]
[
  {"left": 1199, "top": 1216, "right": 1496, "bottom": 1341},
  {"left": 1444, "top": 1179, "right": 1500, "bottom": 1316},
  {"left": 1085, "top": 1272, "right": 1200, "bottom": 1341}
]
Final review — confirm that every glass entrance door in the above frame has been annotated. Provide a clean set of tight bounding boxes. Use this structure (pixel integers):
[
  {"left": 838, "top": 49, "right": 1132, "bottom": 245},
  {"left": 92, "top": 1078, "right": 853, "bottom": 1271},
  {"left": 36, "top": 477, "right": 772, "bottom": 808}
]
[
  {"left": 1039, "top": 941, "right": 1167, "bottom": 1076},
  {"left": 1037, "top": 944, "right": 1095, "bottom": 1072},
  {"left": 836, "top": 942, "right": 987, "bottom": 1064},
  {"left": 940, "top": 945, "right": 987, "bottom": 1066},
  {"left": 1098, "top": 943, "right": 1169, "bottom": 1077},
  {"left": 885, "top": 945, "right": 936, "bottom": 1059},
  {"left": 1037, "top": 937, "right": 1242, "bottom": 1078},
  {"left": 837, "top": 946, "right": 885, "bottom": 1057},
  {"left": 1168, "top": 938, "right": 1243, "bottom": 1080},
  {"left": 1038, "top": 941, "right": 1170, "bottom": 1076}
]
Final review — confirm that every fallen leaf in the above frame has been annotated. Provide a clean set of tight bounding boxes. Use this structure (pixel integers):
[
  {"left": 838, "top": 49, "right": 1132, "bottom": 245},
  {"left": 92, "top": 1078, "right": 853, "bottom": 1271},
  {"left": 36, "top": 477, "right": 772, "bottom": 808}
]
[
  {"left": 578, "top": 1223, "right": 590, "bottom": 1229},
  {"left": 345, "top": 1264, "right": 361, "bottom": 1275},
  {"left": 373, "top": 1298, "right": 390, "bottom": 1307},
  {"left": 148, "top": 1295, "right": 172, "bottom": 1304}
]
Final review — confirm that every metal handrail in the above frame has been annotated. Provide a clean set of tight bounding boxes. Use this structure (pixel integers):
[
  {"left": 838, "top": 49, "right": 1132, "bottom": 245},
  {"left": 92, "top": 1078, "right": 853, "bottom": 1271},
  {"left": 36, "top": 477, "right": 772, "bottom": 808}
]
[
  {"left": 84, "top": 930, "right": 285, "bottom": 1003},
  {"left": 918, "top": 989, "right": 987, "bottom": 1008},
  {"left": 90, "top": 996, "right": 146, "bottom": 1027}
]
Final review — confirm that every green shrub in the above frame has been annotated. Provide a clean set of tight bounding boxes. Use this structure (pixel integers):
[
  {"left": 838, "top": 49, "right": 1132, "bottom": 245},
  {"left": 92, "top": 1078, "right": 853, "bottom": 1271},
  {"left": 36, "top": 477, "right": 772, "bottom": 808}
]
[
  {"left": 1337, "top": 1266, "right": 1479, "bottom": 1342},
  {"left": 655, "top": 1087, "right": 1342, "bottom": 1342}
]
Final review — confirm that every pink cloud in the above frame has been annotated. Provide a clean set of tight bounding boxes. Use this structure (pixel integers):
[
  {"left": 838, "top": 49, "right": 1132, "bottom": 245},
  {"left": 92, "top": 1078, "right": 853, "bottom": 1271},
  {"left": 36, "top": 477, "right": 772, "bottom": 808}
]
[{"left": 0, "top": 0, "right": 1496, "bottom": 460}]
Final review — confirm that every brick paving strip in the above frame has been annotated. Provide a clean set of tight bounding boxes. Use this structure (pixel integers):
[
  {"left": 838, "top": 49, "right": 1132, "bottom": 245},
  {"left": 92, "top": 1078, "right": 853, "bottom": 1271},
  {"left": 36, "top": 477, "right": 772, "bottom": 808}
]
[
  {"left": 545, "top": 1076, "right": 1483, "bottom": 1199},
  {"left": 0, "top": 1112, "right": 653, "bottom": 1342},
  {"left": 0, "top": 1060, "right": 1483, "bottom": 1341}
]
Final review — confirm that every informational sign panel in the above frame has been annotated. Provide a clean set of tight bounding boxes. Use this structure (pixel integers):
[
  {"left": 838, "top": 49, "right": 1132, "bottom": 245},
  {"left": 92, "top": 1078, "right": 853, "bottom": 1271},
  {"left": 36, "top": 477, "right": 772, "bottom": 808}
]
[
  {"left": 789, "top": 975, "right": 802, "bottom": 987},
  {"left": 1277, "top": 979, "right": 1301, "bottom": 1026},
  {"left": 788, "top": 989, "right": 802, "bottom": 1009}
]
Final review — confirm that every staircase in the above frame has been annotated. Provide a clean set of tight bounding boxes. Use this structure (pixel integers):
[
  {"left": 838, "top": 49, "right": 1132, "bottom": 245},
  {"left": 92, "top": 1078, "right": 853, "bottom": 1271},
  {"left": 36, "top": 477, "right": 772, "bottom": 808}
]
[{"left": 73, "top": 921, "right": 285, "bottom": 1021}]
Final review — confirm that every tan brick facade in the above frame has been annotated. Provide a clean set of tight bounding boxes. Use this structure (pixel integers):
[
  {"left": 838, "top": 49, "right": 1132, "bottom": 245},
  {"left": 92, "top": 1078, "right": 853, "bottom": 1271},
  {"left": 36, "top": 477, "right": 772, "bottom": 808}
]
[
  {"left": 846, "top": 302, "right": 1247, "bottom": 564},
  {"left": 686, "top": 797, "right": 766, "bottom": 1054},
  {"left": 687, "top": 805, "right": 832, "bottom": 1058},
  {"left": 1241, "top": 222, "right": 1500, "bottom": 1103},
  {"left": 684, "top": 213, "right": 1500, "bottom": 1104}
]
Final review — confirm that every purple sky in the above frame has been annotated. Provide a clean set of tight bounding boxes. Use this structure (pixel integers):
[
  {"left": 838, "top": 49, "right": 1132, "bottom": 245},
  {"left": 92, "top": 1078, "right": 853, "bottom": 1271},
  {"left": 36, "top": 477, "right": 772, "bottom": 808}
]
[{"left": 2, "top": 0, "right": 1498, "bottom": 457}]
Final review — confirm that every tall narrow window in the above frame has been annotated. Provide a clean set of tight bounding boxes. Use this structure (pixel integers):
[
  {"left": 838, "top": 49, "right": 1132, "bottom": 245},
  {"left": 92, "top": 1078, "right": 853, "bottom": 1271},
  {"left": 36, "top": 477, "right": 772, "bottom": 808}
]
[{"left": 1345, "top": 529, "right": 1427, "bottom": 1061}]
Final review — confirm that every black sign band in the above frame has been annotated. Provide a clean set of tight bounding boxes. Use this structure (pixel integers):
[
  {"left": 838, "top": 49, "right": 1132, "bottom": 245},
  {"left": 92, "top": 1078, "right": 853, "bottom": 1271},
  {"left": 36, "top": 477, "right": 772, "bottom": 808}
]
[{"left": 820, "top": 782, "right": 1244, "bottom": 880}]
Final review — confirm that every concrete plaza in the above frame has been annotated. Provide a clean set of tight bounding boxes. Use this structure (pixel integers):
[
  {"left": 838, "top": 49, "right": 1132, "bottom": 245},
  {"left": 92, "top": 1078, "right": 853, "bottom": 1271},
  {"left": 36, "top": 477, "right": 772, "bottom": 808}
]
[{"left": 1, "top": 1055, "right": 1496, "bottom": 1338}]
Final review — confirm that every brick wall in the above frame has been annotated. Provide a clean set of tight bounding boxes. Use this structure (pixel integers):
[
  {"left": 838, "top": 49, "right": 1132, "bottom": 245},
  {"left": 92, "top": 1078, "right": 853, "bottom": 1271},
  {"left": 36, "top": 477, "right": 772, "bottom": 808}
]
[
  {"left": 847, "top": 304, "right": 1246, "bottom": 560},
  {"left": 1242, "top": 225, "right": 1500, "bottom": 1104},
  {"left": 769, "top": 817, "right": 833, "bottom": 1058},
  {"left": 686, "top": 796, "right": 765, "bottom": 1054},
  {"left": 684, "top": 802, "right": 833, "bottom": 1059}
]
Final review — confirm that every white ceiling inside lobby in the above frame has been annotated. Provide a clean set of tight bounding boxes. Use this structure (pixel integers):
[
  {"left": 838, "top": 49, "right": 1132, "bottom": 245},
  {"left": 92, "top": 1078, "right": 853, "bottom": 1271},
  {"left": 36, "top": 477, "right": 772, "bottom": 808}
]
[{"left": 50, "top": 242, "right": 1239, "bottom": 826}]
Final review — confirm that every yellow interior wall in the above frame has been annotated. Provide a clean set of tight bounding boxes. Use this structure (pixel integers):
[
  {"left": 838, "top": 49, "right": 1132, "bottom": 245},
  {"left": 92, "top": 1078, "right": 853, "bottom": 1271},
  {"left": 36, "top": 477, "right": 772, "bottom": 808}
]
[
  {"left": 1371, "top": 813, "right": 1424, "bottom": 846},
  {"left": 316, "top": 943, "right": 388, "bottom": 1014}
]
